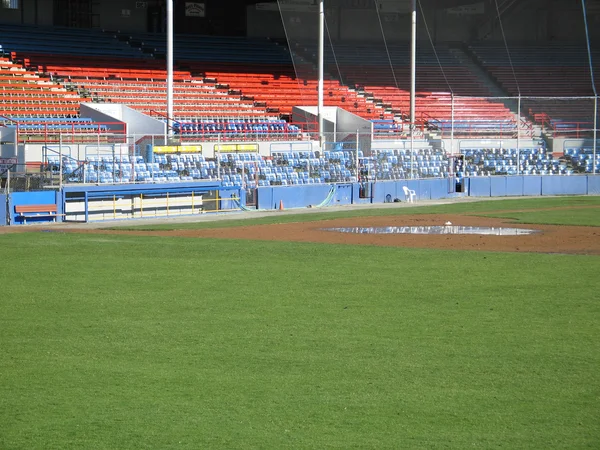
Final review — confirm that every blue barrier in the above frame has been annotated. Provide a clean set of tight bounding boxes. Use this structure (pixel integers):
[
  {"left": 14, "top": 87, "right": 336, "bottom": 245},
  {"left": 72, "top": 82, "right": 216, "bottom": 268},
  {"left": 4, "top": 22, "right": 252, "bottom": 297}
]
[
  {"left": 587, "top": 175, "right": 600, "bottom": 195},
  {"left": 10, "top": 191, "right": 59, "bottom": 224},
  {"left": 522, "top": 176, "right": 542, "bottom": 196},
  {"left": 506, "top": 176, "right": 523, "bottom": 196},
  {"left": 3, "top": 175, "right": 597, "bottom": 225},
  {"left": 541, "top": 176, "right": 588, "bottom": 196},
  {"left": 335, "top": 184, "right": 353, "bottom": 205},
  {"left": 257, "top": 184, "right": 334, "bottom": 210},
  {"left": 490, "top": 177, "right": 507, "bottom": 197},
  {"left": 0, "top": 194, "right": 7, "bottom": 226},
  {"left": 469, "top": 177, "right": 491, "bottom": 197},
  {"left": 429, "top": 178, "right": 450, "bottom": 200},
  {"left": 371, "top": 181, "right": 395, "bottom": 203}
]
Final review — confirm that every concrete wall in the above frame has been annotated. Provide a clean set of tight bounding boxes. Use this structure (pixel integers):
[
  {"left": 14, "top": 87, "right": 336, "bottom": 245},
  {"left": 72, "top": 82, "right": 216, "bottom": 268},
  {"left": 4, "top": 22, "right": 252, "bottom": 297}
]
[
  {"left": 336, "top": 108, "right": 372, "bottom": 154},
  {"left": 97, "top": 1, "right": 147, "bottom": 33},
  {"left": 0, "top": 0, "right": 51, "bottom": 26}
]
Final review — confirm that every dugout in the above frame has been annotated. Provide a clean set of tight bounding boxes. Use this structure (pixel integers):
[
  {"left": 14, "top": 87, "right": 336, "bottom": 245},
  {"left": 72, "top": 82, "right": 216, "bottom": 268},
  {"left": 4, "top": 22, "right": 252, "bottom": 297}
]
[{"left": 60, "top": 181, "right": 238, "bottom": 222}]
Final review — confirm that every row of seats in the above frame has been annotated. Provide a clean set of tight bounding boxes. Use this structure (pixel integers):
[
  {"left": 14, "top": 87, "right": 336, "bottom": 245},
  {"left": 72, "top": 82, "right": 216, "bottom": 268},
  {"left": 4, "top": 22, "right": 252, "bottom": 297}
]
[
  {"left": 172, "top": 118, "right": 302, "bottom": 138},
  {"left": 469, "top": 44, "right": 599, "bottom": 136},
  {"left": 46, "top": 143, "right": 598, "bottom": 186},
  {"left": 460, "top": 147, "right": 573, "bottom": 176}
]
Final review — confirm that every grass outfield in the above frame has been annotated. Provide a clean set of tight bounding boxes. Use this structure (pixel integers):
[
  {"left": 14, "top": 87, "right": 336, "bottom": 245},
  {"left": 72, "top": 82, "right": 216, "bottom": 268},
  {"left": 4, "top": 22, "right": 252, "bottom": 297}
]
[{"left": 1, "top": 198, "right": 599, "bottom": 448}]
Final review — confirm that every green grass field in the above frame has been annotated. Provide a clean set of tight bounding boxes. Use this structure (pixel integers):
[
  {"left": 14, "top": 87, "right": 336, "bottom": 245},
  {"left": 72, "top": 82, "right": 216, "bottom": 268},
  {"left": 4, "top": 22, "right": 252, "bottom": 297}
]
[{"left": 1, "top": 197, "right": 599, "bottom": 449}]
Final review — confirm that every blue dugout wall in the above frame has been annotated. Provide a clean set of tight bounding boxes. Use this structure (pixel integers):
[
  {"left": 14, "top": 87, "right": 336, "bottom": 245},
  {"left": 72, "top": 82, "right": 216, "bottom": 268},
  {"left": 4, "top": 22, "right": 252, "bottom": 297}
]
[
  {"left": 2, "top": 175, "right": 599, "bottom": 225},
  {"left": 258, "top": 175, "right": 599, "bottom": 210},
  {"left": 0, "top": 194, "right": 7, "bottom": 226},
  {"left": 8, "top": 190, "right": 60, "bottom": 225}
]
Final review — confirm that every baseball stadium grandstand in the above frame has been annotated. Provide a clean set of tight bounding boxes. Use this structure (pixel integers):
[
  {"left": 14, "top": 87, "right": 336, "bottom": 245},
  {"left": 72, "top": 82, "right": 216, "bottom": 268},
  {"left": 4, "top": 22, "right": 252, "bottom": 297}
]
[
  {"left": 0, "top": 0, "right": 598, "bottom": 224},
  {"left": 1, "top": 3, "right": 600, "bottom": 449}
]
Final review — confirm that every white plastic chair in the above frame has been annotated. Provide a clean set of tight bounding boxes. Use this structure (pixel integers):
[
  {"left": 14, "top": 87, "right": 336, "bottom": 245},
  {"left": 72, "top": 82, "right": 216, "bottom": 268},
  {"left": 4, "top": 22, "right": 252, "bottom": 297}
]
[{"left": 403, "top": 186, "right": 416, "bottom": 203}]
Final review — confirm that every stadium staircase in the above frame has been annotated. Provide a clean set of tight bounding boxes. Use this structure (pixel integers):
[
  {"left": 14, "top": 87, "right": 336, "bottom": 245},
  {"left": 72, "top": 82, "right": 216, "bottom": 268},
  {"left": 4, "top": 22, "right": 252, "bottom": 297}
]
[{"left": 449, "top": 45, "right": 540, "bottom": 140}]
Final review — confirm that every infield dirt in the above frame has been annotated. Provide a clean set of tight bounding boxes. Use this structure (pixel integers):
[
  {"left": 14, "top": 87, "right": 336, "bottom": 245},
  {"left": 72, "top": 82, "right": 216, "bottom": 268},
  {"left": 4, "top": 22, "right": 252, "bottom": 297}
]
[{"left": 23, "top": 213, "right": 600, "bottom": 255}]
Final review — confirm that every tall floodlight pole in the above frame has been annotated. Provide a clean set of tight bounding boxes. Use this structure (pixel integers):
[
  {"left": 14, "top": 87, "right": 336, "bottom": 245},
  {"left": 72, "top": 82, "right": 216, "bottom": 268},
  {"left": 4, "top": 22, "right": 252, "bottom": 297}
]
[
  {"left": 318, "top": 0, "right": 325, "bottom": 149},
  {"left": 582, "top": 0, "right": 597, "bottom": 173},
  {"left": 517, "top": 95, "right": 521, "bottom": 175},
  {"left": 594, "top": 97, "right": 598, "bottom": 174},
  {"left": 167, "top": 0, "right": 174, "bottom": 138},
  {"left": 410, "top": 0, "right": 417, "bottom": 178}
]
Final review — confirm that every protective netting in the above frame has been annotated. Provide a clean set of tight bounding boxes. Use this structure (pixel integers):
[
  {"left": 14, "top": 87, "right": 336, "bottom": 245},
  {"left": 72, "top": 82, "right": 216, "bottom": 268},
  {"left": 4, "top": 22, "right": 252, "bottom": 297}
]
[{"left": 274, "top": 0, "right": 598, "bottom": 148}]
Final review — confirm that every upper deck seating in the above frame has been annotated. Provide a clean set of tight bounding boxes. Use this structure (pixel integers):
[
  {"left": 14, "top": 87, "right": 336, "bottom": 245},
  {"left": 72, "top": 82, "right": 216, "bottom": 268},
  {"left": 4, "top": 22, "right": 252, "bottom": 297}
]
[
  {"left": 469, "top": 44, "right": 600, "bottom": 135},
  {"left": 0, "top": 23, "right": 145, "bottom": 58},
  {"left": 290, "top": 42, "right": 517, "bottom": 133}
]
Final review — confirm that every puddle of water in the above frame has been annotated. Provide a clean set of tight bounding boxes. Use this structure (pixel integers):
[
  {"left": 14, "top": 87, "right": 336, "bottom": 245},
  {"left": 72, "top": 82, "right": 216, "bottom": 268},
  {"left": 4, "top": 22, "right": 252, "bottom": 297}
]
[{"left": 322, "top": 226, "right": 539, "bottom": 236}]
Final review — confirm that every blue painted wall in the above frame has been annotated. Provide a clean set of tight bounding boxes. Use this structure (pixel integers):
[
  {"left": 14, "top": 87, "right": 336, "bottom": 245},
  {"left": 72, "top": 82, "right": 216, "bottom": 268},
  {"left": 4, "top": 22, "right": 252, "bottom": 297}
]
[
  {"left": 587, "top": 175, "right": 600, "bottom": 195},
  {"left": 469, "top": 177, "right": 491, "bottom": 197},
  {"left": 10, "top": 191, "right": 58, "bottom": 224},
  {"left": 0, "top": 194, "right": 7, "bottom": 226},
  {"left": 467, "top": 175, "right": 593, "bottom": 198},
  {"left": 522, "top": 176, "right": 542, "bottom": 196},
  {"left": 257, "top": 184, "right": 335, "bottom": 210},
  {"left": 541, "top": 176, "right": 588, "bottom": 196},
  {"left": 219, "top": 188, "right": 241, "bottom": 211},
  {"left": 4, "top": 175, "right": 599, "bottom": 224}
]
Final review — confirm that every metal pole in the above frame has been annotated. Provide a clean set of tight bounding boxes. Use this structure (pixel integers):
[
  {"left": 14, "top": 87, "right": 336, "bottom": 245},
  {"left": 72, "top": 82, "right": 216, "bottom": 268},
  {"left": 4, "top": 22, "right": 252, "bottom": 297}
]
[
  {"left": 410, "top": 136, "right": 414, "bottom": 178},
  {"left": 112, "top": 143, "right": 116, "bottom": 182},
  {"left": 13, "top": 123, "right": 18, "bottom": 159},
  {"left": 581, "top": 0, "right": 597, "bottom": 174},
  {"left": 517, "top": 96, "right": 521, "bottom": 175},
  {"left": 217, "top": 134, "right": 221, "bottom": 181},
  {"left": 166, "top": 0, "right": 174, "bottom": 137},
  {"left": 594, "top": 96, "right": 598, "bottom": 175},
  {"left": 410, "top": 0, "right": 416, "bottom": 136},
  {"left": 318, "top": 0, "right": 325, "bottom": 149},
  {"left": 59, "top": 133, "right": 63, "bottom": 190},
  {"left": 410, "top": 0, "right": 416, "bottom": 179},
  {"left": 451, "top": 93, "right": 455, "bottom": 156},
  {"left": 356, "top": 129, "right": 359, "bottom": 181}
]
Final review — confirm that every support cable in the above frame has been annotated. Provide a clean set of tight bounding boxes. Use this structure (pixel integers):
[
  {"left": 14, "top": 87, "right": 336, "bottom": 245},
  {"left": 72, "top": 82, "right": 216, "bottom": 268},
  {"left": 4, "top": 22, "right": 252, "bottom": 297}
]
[
  {"left": 417, "top": 0, "right": 453, "bottom": 94},
  {"left": 373, "top": 0, "right": 400, "bottom": 91},
  {"left": 581, "top": 0, "right": 597, "bottom": 174},
  {"left": 276, "top": 0, "right": 307, "bottom": 105},
  {"left": 494, "top": 0, "right": 520, "bottom": 96},
  {"left": 324, "top": 18, "right": 344, "bottom": 86}
]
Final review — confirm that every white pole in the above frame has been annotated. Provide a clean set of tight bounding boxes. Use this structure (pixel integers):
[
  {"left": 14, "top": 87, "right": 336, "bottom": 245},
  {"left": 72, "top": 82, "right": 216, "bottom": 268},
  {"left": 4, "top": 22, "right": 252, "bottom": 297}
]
[
  {"left": 318, "top": 0, "right": 325, "bottom": 149},
  {"left": 13, "top": 122, "right": 18, "bottom": 159},
  {"left": 59, "top": 133, "right": 63, "bottom": 190},
  {"left": 581, "top": 0, "right": 597, "bottom": 174},
  {"left": 410, "top": 0, "right": 416, "bottom": 132},
  {"left": 594, "top": 96, "right": 597, "bottom": 175},
  {"left": 517, "top": 95, "right": 521, "bottom": 175},
  {"left": 166, "top": 0, "right": 174, "bottom": 137},
  {"left": 410, "top": 0, "right": 416, "bottom": 179},
  {"left": 217, "top": 134, "right": 221, "bottom": 181},
  {"left": 451, "top": 93, "right": 455, "bottom": 156},
  {"left": 356, "top": 129, "right": 359, "bottom": 181}
]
